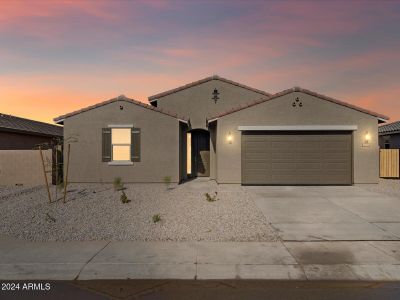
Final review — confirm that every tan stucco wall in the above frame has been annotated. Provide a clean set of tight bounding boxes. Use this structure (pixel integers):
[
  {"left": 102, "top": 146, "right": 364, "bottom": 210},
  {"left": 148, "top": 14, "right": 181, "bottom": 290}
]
[
  {"left": 155, "top": 79, "right": 267, "bottom": 130},
  {"left": 154, "top": 79, "right": 266, "bottom": 180},
  {"left": 0, "top": 150, "right": 52, "bottom": 186},
  {"left": 215, "top": 92, "right": 379, "bottom": 184},
  {"left": 63, "top": 101, "right": 180, "bottom": 183}
]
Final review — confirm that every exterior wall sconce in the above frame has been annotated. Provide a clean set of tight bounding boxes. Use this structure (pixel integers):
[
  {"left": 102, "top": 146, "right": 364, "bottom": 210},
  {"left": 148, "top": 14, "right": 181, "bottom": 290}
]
[
  {"left": 227, "top": 132, "right": 233, "bottom": 144},
  {"left": 363, "top": 131, "right": 371, "bottom": 147},
  {"left": 212, "top": 88, "right": 220, "bottom": 104}
]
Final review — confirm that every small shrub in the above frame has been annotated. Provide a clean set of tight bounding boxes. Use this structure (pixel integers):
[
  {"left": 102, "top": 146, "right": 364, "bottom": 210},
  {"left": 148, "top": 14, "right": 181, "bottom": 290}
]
[
  {"left": 120, "top": 191, "right": 131, "bottom": 203},
  {"left": 113, "top": 177, "right": 124, "bottom": 191},
  {"left": 163, "top": 176, "right": 172, "bottom": 189},
  {"left": 205, "top": 192, "right": 218, "bottom": 202},
  {"left": 45, "top": 213, "right": 56, "bottom": 223},
  {"left": 152, "top": 214, "right": 161, "bottom": 223}
]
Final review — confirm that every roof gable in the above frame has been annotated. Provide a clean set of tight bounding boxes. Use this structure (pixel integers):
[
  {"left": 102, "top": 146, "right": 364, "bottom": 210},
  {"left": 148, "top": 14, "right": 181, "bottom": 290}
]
[
  {"left": 54, "top": 95, "right": 189, "bottom": 124},
  {"left": 208, "top": 87, "right": 389, "bottom": 122},
  {"left": 0, "top": 113, "right": 63, "bottom": 136},
  {"left": 148, "top": 75, "right": 270, "bottom": 101}
]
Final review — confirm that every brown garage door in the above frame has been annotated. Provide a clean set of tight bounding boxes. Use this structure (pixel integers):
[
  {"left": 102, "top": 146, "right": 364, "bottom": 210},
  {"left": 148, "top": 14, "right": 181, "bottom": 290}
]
[{"left": 241, "top": 131, "right": 352, "bottom": 185}]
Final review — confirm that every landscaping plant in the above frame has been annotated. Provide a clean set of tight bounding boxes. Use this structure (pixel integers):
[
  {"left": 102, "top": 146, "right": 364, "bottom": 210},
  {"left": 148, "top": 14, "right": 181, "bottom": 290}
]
[
  {"left": 120, "top": 191, "right": 131, "bottom": 203},
  {"left": 113, "top": 177, "right": 124, "bottom": 191},
  {"left": 205, "top": 192, "right": 218, "bottom": 202},
  {"left": 163, "top": 176, "right": 172, "bottom": 190},
  {"left": 152, "top": 214, "right": 161, "bottom": 223}
]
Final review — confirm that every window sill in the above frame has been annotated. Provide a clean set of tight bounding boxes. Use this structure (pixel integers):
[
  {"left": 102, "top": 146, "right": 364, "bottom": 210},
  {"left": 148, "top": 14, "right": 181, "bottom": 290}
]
[{"left": 108, "top": 161, "right": 133, "bottom": 166}]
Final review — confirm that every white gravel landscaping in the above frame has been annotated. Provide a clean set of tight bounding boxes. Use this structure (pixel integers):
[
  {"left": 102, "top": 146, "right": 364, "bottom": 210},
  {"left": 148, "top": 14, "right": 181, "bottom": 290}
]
[
  {"left": 0, "top": 180, "right": 279, "bottom": 242},
  {"left": 358, "top": 178, "right": 400, "bottom": 198}
]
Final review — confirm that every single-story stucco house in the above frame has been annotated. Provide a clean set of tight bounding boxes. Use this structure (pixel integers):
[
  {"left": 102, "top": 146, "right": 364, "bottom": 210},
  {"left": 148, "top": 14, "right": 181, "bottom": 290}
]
[
  {"left": 379, "top": 120, "right": 400, "bottom": 149},
  {"left": 54, "top": 75, "right": 389, "bottom": 185}
]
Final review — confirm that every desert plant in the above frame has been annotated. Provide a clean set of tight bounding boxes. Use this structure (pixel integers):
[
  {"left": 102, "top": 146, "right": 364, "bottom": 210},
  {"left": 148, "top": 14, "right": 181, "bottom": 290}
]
[
  {"left": 45, "top": 213, "right": 56, "bottom": 223},
  {"left": 163, "top": 176, "right": 172, "bottom": 190},
  {"left": 113, "top": 177, "right": 124, "bottom": 191},
  {"left": 205, "top": 192, "right": 218, "bottom": 202},
  {"left": 152, "top": 214, "right": 161, "bottom": 223},
  {"left": 120, "top": 191, "right": 131, "bottom": 203}
]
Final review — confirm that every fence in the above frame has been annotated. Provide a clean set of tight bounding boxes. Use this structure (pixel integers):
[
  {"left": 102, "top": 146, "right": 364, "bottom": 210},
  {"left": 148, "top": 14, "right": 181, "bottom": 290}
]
[
  {"left": 0, "top": 150, "right": 52, "bottom": 186},
  {"left": 380, "top": 149, "right": 400, "bottom": 178}
]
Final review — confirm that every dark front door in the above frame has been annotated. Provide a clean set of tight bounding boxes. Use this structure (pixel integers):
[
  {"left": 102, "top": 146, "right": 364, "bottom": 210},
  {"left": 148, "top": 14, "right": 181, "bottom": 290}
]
[{"left": 191, "top": 130, "right": 210, "bottom": 177}]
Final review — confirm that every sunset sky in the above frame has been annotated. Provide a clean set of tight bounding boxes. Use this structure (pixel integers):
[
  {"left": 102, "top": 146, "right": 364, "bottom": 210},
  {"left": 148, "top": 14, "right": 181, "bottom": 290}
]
[{"left": 1, "top": 0, "right": 399, "bottom": 124}]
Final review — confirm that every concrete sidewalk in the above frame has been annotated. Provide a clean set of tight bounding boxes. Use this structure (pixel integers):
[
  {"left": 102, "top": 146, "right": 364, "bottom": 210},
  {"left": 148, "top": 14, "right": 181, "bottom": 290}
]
[{"left": 2, "top": 236, "right": 400, "bottom": 281}]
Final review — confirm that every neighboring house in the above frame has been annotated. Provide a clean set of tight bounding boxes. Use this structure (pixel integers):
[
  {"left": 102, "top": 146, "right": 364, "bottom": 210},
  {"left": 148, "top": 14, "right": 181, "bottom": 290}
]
[
  {"left": 379, "top": 121, "right": 400, "bottom": 149},
  {"left": 54, "top": 75, "right": 389, "bottom": 185},
  {"left": 0, "top": 113, "right": 63, "bottom": 149},
  {"left": 0, "top": 114, "right": 63, "bottom": 186}
]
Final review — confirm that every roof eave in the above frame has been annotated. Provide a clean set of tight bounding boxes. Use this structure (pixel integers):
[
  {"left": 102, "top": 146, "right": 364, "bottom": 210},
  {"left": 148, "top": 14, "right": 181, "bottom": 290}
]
[
  {"left": 54, "top": 118, "right": 64, "bottom": 125},
  {"left": 148, "top": 75, "right": 270, "bottom": 101}
]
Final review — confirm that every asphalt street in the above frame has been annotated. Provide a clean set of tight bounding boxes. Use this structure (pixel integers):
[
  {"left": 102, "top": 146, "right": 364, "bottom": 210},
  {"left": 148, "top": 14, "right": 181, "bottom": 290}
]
[{"left": 2, "top": 280, "right": 400, "bottom": 300}]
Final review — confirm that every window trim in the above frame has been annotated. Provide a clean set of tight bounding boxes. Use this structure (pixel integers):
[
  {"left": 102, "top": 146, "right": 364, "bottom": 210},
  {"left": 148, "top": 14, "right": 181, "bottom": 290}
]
[
  {"left": 109, "top": 126, "right": 132, "bottom": 164},
  {"left": 108, "top": 124, "right": 134, "bottom": 128}
]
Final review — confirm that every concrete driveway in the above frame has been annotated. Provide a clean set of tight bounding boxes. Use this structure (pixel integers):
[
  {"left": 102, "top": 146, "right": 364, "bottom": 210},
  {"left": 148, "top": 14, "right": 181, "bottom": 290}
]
[{"left": 247, "top": 186, "right": 400, "bottom": 241}]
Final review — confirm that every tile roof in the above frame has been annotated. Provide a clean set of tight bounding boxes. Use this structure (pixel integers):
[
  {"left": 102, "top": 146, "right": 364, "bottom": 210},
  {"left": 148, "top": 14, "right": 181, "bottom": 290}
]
[
  {"left": 0, "top": 113, "right": 63, "bottom": 136},
  {"left": 53, "top": 95, "right": 189, "bottom": 124},
  {"left": 148, "top": 74, "right": 271, "bottom": 101},
  {"left": 207, "top": 87, "right": 390, "bottom": 122},
  {"left": 379, "top": 120, "right": 400, "bottom": 134}
]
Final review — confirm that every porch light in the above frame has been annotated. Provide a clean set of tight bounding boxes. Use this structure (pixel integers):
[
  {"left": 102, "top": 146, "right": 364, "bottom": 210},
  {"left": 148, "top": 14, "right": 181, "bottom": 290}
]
[
  {"left": 227, "top": 132, "right": 233, "bottom": 144},
  {"left": 365, "top": 132, "right": 371, "bottom": 144}
]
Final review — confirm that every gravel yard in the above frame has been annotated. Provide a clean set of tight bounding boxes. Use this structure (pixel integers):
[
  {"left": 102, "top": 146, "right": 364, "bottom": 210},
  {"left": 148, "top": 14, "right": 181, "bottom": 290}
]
[
  {"left": 0, "top": 180, "right": 279, "bottom": 242},
  {"left": 358, "top": 178, "right": 400, "bottom": 198}
]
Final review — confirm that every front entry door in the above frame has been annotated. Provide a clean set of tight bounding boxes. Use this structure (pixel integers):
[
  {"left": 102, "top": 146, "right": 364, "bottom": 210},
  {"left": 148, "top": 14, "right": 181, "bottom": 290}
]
[{"left": 192, "top": 130, "right": 210, "bottom": 177}]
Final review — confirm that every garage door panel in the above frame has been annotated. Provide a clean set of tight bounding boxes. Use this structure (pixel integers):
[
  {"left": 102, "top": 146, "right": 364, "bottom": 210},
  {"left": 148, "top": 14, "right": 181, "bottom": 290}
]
[
  {"left": 271, "top": 141, "right": 295, "bottom": 149},
  {"left": 244, "top": 152, "right": 270, "bottom": 160},
  {"left": 245, "top": 161, "right": 270, "bottom": 169},
  {"left": 271, "top": 152, "right": 296, "bottom": 159},
  {"left": 242, "top": 131, "right": 352, "bottom": 185}
]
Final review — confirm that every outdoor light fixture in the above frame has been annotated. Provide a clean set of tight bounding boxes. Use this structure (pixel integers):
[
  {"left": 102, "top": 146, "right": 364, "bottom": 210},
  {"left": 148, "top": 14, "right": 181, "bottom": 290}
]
[
  {"left": 212, "top": 88, "right": 220, "bottom": 103},
  {"left": 365, "top": 132, "right": 371, "bottom": 144},
  {"left": 227, "top": 132, "right": 233, "bottom": 144}
]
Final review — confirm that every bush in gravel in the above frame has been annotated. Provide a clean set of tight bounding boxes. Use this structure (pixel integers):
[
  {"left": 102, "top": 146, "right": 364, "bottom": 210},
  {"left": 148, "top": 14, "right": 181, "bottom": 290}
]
[
  {"left": 163, "top": 176, "right": 172, "bottom": 190},
  {"left": 120, "top": 191, "right": 131, "bottom": 203},
  {"left": 113, "top": 177, "right": 124, "bottom": 191},
  {"left": 205, "top": 192, "right": 218, "bottom": 202},
  {"left": 152, "top": 214, "right": 161, "bottom": 223},
  {"left": 45, "top": 213, "right": 56, "bottom": 223}
]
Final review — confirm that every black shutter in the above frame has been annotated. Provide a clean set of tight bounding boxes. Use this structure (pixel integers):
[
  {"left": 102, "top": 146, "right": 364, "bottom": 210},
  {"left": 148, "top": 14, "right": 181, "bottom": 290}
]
[
  {"left": 132, "top": 128, "right": 141, "bottom": 162},
  {"left": 102, "top": 128, "right": 111, "bottom": 162}
]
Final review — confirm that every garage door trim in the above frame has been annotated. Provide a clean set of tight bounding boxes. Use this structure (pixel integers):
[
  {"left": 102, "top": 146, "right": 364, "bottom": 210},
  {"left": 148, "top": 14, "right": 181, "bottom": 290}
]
[{"left": 238, "top": 125, "right": 358, "bottom": 131}]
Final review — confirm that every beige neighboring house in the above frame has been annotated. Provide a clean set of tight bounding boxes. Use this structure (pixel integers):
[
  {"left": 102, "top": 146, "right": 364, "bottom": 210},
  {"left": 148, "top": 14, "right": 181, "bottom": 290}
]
[{"left": 54, "top": 75, "right": 389, "bottom": 185}]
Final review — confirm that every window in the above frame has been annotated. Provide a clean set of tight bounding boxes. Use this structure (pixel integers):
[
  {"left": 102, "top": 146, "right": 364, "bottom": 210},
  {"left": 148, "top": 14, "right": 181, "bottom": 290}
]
[
  {"left": 111, "top": 128, "right": 131, "bottom": 161},
  {"left": 187, "top": 132, "right": 191, "bottom": 174},
  {"left": 385, "top": 142, "right": 390, "bottom": 149}
]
